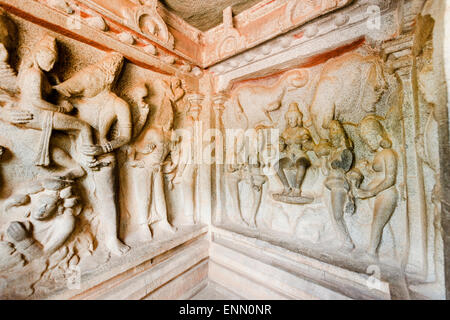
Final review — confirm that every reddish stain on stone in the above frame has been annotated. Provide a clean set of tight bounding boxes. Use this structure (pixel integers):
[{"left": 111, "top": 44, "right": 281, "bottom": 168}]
[
  {"left": 293, "top": 31, "right": 304, "bottom": 39},
  {"left": 231, "top": 37, "right": 365, "bottom": 90}
]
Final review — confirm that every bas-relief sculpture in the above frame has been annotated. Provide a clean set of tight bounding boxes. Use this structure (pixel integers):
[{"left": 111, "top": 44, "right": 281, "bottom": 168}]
[
  {"left": 0, "top": 0, "right": 446, "bottom": 301},
  {"left": 225, "top": 127, "right": 268, "bottom": 228},
  {"left": 223, "top": 58, "right": 401, "bottom": 254},
  {"left": 0, "top": 9, "right": 200, "bottom": 299},
  {"left": 172, "top": 93, "right": 204, "bottom": 224},
  {"left": 307, "top": 52, "right": 387, "bottom": 139},
  {"left": 54, "top": 51, "right": 133, "bottom": 256},
  {"left": 273, "top": 102, "right": 314, "bottom": 204},
  {"left": 231, "top": 69, "right": 309, "bottom": 129},
  {"left": 125, "top": 0, "right": 175, "bottom": 49},
  {"left": 218, "top": 9, "right": 445, "bottom": 296},
  {"left": 120, "top": 79, "right": 178, "bottom": 243},
  {"left": 317, "top": 120, "right": 355, "bottom": 251},
  {"left": 352, "top": 116, "right": 398, "bottom": 259},
  {"left": 5, "top": 178, "right": 81, "bottom": 261}
]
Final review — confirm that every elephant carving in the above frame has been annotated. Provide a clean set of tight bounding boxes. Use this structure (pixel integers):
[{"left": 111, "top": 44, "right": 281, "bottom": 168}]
[
  {"left": 307, "top": 52, "right": 387, "bottom": 140},
  {"left": 231, "top": 69, "right": 309, "bottom": 129}
]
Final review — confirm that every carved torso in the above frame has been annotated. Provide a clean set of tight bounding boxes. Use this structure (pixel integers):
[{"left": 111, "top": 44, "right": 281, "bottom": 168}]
[
  {"left": 367, "top": 148, "right": 397, "bottom": 193},
  {"left": 281, "top": 126, "right": 311, "bottom": 161},
  {"left": 75, "top": 90, "right": 131, "bottom": 144},
  {"left": 16, "top": 67, "right": 53, "bottom": 129}
]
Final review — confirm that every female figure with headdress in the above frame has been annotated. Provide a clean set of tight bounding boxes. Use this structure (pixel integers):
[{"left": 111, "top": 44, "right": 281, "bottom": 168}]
[
  {"left": 352, "top": 115, "right": 398, "bottom": 259},
  {"left": 124, "top": 80, "right": 177, "bottom": 242},
  {"left": 16, "top": 34, "right": 97, "bottom": 169},
  {"left": 274, "top": 102, "right": 314, "bottom": 202},
  {"left": 171, "top": 95, "right": 203, "bottom": 224},
  {"left": 316, "top": 120, "right": 355, "bottom": 251}
]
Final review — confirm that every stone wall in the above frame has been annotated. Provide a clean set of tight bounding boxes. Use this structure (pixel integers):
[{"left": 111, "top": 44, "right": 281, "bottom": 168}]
[
  {"left": 0, "top": 0, "right": 447, "bottom": 300},
  {"left": 210, "top": 0, "right": 449, "bottom": 300}
]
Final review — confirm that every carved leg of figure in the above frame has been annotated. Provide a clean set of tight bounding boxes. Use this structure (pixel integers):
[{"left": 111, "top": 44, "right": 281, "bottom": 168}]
[
  {"left": 52, "top": 113, "right": 98, "bottom": 169},
  {"left": 151, "top": 170, "right": 177, "bottom": 234},
  {"left": 7, "top": 222, "right": 43, "bottom": 261},
  {"left": 37, "top": 213, "right": 76, "bottom": 254},
  {"left": 92, "top": 160, "right": 130, "bottom": 256},
  {"left": 0, "top": 242, "right": 26, "bottom": 271},
  {"left": 275, "top": 158, "right": 292, "bottom": 194},
  {"left": 330, "top": 188, "right": 354, "bottom": 251},
  {"left": 367, "top": 189, "right": 398, "bottom": 258},
  {"left": 131, "top": 167, "right": 153, "bottom": 242},
  {"left": 293, "top": 164, "right": 307, "bottom": 196},
  {"left": 248, "top": 180, "right": 264, "bottom": 228},
  {"left": 225, "top": 175, "right": 247, "bottom": 226},
  {"left": 51, "top": 146, "right": 85, "bottom": 180}
]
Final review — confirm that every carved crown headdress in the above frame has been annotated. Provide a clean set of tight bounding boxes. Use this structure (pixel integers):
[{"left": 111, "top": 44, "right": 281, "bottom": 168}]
[
  {"left": 96, "top": 52, "right": 124, "bottom": 86},
  {"left": 359, "top": 114, "right": 391, "bottom": 149},
  {"left": 55, "top": 52, "right": 124, "bottom": 97},
  {"left": 285, "top": 102, "right": 302, "bottom": 118},
  {"left": 34, "top": 34, "right": 57, "bottom": 55}
]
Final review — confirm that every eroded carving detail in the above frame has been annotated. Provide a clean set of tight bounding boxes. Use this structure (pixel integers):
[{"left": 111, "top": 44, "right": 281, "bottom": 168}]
[
  {"left": 125, "top": 0, "right": 175, "bottom": 49},
  {"left": 351, "top": 116, "right": 398, "bottom": 259}
]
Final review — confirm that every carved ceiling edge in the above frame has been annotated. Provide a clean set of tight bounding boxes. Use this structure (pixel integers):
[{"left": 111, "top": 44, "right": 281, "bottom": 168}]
[
  {"left": 210, "top": 0, "right": 401, "bottom": 92},
  {"left": 202, "top": 0, "right": 355, "bottom": 67},
  {"left": 0, "top": 0, "right": 200, "bottom": 85}
]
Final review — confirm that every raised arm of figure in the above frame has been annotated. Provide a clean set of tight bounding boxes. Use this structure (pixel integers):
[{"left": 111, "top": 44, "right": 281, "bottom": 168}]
[{"left": 22, "top": 69, "right": 63, "bottom": 113}]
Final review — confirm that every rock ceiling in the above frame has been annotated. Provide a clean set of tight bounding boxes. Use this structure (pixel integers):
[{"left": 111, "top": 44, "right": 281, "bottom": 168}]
[{"left": 160, "top": 0, "right": 264, "bottom": 31}]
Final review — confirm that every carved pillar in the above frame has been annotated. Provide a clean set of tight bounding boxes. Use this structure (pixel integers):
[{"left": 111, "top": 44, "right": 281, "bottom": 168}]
[
  {"left": 212, "top": 93, "right": 228, "bottom": 225},
  {"left": 186, "top": 93, "right": 204, "bottom": 223},
  {"left": 383, "top": 34, "right": 428, "bottom": 279}
]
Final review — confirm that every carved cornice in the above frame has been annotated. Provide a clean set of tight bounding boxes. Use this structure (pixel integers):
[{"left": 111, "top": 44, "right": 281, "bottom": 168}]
[
  {"left": 15, "top": 0, "right": 355, "bottom": 69},
  {"left": 0, "top": 0, "right": 405, "bottom": 79},
  {"left": 202, "top": 0, "right": 354, "bottom": 66},
  {"left": 210, "top": 0, "right": 401, "bottom": 91},
  {"left": 0, "top": 0, "right": 202, "bottom": 84}
]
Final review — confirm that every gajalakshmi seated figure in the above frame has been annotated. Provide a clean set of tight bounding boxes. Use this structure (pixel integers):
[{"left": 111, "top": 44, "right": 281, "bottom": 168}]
[
  {"left": 54, "top": 52, "right": 132, "bottom": 256},
  {"left": 15, "top": 35, "right": 98, "bottom": 170},
  {"left": 350, "top": 115, "right": 398, "bottom": 260},
  {"left": 273, "top": 102, "right": 315, "bottom": 204}
]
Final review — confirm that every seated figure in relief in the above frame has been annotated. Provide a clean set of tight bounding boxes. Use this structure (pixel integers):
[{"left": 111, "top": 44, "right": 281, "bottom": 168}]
[
  {"left": 273, "top": 102, "right": 314, "bottom": 204},
  {"left": 5, "top": 178, "right": 81, "bottom": 261},
  {"left": 15, "top": 35, "right": 98, "bottom": 170},
  {"left": 0, "top": 14, "right": 88, "bottom": 179}
]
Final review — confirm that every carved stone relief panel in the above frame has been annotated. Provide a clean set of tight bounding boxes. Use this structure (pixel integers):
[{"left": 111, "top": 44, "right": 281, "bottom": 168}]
[
  {"left": 0, "top": 10, "right": 201, "bottom": 299},
  {"left": 217, "top": 23, "right": 445, "bottom": 298}
]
